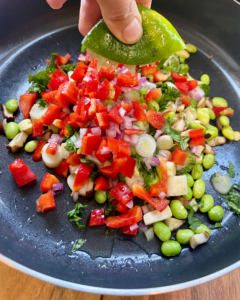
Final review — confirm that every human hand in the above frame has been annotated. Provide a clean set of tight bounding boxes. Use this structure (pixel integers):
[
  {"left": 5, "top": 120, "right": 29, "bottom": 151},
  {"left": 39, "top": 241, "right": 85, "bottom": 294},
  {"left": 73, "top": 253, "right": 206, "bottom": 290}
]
[{"left": 47, "top": 0, "right": 152, "bottom": 44}]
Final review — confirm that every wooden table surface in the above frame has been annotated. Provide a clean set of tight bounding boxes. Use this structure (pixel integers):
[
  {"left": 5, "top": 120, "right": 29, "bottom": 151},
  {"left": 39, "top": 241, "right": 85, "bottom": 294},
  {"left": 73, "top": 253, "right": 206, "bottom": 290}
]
[{"left": 0, "top": 261, "right": 239, "bottom": 300}]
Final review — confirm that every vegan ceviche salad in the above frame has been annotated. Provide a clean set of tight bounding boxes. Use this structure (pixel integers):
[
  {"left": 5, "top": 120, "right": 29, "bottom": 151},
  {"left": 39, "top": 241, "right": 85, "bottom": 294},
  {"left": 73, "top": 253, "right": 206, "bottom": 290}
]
[{"left": 2, "top": 45, "right": 240, "bottom": 256}]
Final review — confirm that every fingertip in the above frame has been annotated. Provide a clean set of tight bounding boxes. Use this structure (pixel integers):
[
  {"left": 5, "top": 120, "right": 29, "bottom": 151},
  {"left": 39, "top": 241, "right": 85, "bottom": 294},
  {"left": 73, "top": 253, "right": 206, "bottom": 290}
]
[
  {"left": 46, "top": 0, "right": 67, "bottom": 9},
  {"left": 122, "top": 18, "right": 143, "bottom": 44}
]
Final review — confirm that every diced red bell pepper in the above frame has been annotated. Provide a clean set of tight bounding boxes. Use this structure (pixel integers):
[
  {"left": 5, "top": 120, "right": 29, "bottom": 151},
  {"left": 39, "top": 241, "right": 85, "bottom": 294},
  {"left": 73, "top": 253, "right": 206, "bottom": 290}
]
[
  {"left": 96, "top": 112, "right": 110, "bottom": 129},
  {"left": 141, "top": 66, "right": 157, "bottom": 77},
  {"left": 54, "top": 160, "right": 69, "bottom": 178},
  {"left": 52, "top": 119, "right": 62, "bottom": 129},
  {"left": 42, "top": 90, "right": 58, "bottom": 105},
  {"left": 108, "top": 104, "right": 123, "bottom": 124},
  {"left": 219, "top": 107, "right": 234, "bottom": 116},
  {"left": 41, "top": 104, "right": 61, "bottom": 126},
  {"left": 95, "top": 138, "right": 112, "bottom": 163},
  {"left": 121, "top": 101, "right": 132, "bottom": 113},
  {"left": 33, "top": 140, "right": 47, "bottom": 162},
  {"left": 94, "top": 176, "right": 110, "bottom": 191},
  {"left": 98, "top": 67, "right": 115, "bottom": 81},
  {"left": 89, "top": 58, "right": 97, "bottom": 69},
  {"left": 146, "top": 109, "right": 165, "bottom": 129},
  {"left": 186, "top": 80, "right": 198, "bottom": 91},
  {"left": 116, "top": 203, "right": 129, "bottom": 214},
  {"left": 190, "top": 136, "right": 205, "bottom": 146},
  {"left": 40, "top": 173, "right": 60, "bottom": 192},
  {"left": 124, "top": 129, "right": 145, "bottom": 135},
  {"left": 113, "top": 84, "right": 122, "bottom": 101},
  {"left": 46, "top": 141, "right": 58, "bottom": 155},
  {"left": 51, "top": 70, "right": 68, "bottom": 79},
  {"left": 8, "top": 159, "right": 37, "bottom": 187},
  {"left": 56, "top": 53, "right": 72, "bottom": 66},
  {"left": 171, "top": 72, "right": 187, "bottom": 82},
  {"left": 105, "top": 206, "right": 142, "bottom": 228},
  {"left": 89, "top": 209, "right": 105, "bottom": 226},
  {"left": 133, "top": 99, "right": 146, "bottom": 122},
  {"left": 119, "top": 156, "right": 136, "bottom": 178},
  {"left": 110, "top": 182, "right": 133, "bottom": 205},
  {"left": 88, "top": 98, "right": 97, "bottom": 120},
  {"left": 97, "top": 79, "right": 112, "bottom": 101},
  {"left": 76, "top": 97, "right": 91, "bottom": 123},
  {"left": 81, "top": 135, "right": 102, "bottom": 155},
  {"left": 100, "top": 157, "right": 128, "bottom": 178},
  {"left": 171, "top": 149, "right": 189, "bottom": 165},
  {"left": 66, "top": 152, "right": 81, "bottom": 166},
  {"left": 97, "top": 102, "right": 107, "bottom": 113},
  {"left": 58, "top": 111, "right": 69, "bottom": 120},
  {"left": 107, "top": 138, "right": 119, "bottom": 158},
  {"left": 56, "top": 82, "right": 79, "bottom": 107},
  {"left": 36, "top": 192, "right": 56, "bottom": 212},
  {"left": 47, "top": 77, "right": 69, "bottom": 91},
  {"left": 73, "top": 162, "right": 92, "bottom": 192},
  {"left": 19, "top": 92, "right": 38, "bottom": 119},
  {"left": 32, "top": 119, "right": 43, "bottom": 137},
  {"left": 121, "top": 225, "right": 138, "bottom": 235},
  {"left": 181, "top": 96, "right": 191, "bottom": 106},
  {"left": 189, "top": 129, "right": 204, "bottom": 138},
  {"left": 117, "top": 139, "right": 130, "bottom": 157},
  {"left": 212, "top": 107, "right": 233, "bottom": 117},
  {"left": 145, "top": 88, "right": 162, "bottom": 101},
  {"left": 132, "top": 183, "right": 169, "bottom": 212},
  {"left": 175, "top": 82, "right": 189, "bottom": 93},
  {"left": 71, "top": 62, "right": 88, "bottom": 81},
  {"left": 154, "top": 71, "right": 168, "bottom": 83},
  {"left": 149, "top": 157, "right": 168, "bottom": 196},
  {"left": 140, "top": 103, "right": 148, "bottom": 109},
  {"left": 84, "top": 80, "right": 99, "bottom": 95},
  {"left": 117, "top": 72, "right": 138, "bottom": 87}
]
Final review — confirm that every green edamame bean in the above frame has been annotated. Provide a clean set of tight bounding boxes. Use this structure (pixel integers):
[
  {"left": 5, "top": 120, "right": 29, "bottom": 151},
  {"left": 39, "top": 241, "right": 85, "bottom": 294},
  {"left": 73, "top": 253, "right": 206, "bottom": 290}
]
[
  {"left": 175, "top": 49, "right": 190, "bottom": 59},
  {"left": 185, "top": 44, "right": 197, "bottom": 53},
  {"left": 197, "top": 108, "right": 210, "bottom": 126},
  {"left": 153, "top": 222, "right": 171, "bottom": 242},
  {"left": 194, "top": 224, "right": 211, "bottom": 235},
  {"left": 5, "top": 122, "right": 19, "bottom": 139},
  {"left": 191, "top": 164, "right": 203, "bottom": 180},
  {"left": 200, "top": 74, "right": 210, "bottom": 85},
  {"left": 186, "top": 173, "right": 194, "bottom": 187},
  {"left": 190, "top": 123, "right": 207, "bottom": 134},
  {"left": 212, "top": 97, "right": 228, "bottom": 107},
  {"left": 161, "top": 241, "right": 181, "bottom": 257},
  {"left": 183, "top": 186, "right": 193, "bottom": 200},
  {"left": 5, "top": 99, "right": 18, "bottom": 113},
  {"left": 170, "top": 200, "right": 188, "bottom": 219},
  {"left": 203, "top": 153, "right": 215, "bottom": 169},
  {"left": 199, "top": 194, "right": 214, "bottom": 213},
  {"left": 206, "top": 129, "right": 218, "bottom": 141},
  {"left": 164, "top": 111, "right": 175, "bottom": 121},
  {"left": 24, "top": 140, "right": 38, "bottom": 152},
  {"left": 193, "top": 179, "right": 205, "bottom": 199},
  {"left": 207, "top": 125, "right": 218, "bottom": 133},
  {"left": 95, "top": 190, "right": 107, "bottom": 204},
  {"left": 185, "top": 120, "right": 190, "bottom": 127},
  {"left": 208, "top": 206, "right": 224, "bottom": 222},
  {"left": 219, "top": 116, "right": 230, "bottom": 127},
  {"left": 176, "top": 229, "right": 194, "bottom": 244},
  {"left": 222, "top": 126, "right": 234, "bottom": 140},
  {"left": 207, "top": 108, "right": 216, "bottom": 120}
]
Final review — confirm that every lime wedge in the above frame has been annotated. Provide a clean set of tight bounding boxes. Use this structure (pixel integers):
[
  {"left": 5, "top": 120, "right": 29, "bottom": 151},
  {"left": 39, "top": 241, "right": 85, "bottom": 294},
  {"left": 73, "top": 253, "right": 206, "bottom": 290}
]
[{"left": 82, "top": 5, "right": 185, "bottom": 65}]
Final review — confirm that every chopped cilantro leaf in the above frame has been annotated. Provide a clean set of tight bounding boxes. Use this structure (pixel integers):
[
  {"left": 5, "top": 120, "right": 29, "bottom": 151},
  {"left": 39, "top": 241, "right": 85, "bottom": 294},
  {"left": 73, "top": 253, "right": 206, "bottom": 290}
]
[
  {"left": 177, "top": 156, "right": 196, "bottom": 175},
  {"left": 72, "top": 239, "right": 85, "bottom": 252},
  {"left": 210, "top": 222, "right": 223, "bottom": 230},
  {"left": 28, "top": 69, "right": 53, "bottom": 93},
  {"left": 190, "top": 99, "right": 198, "bottom": 108},
  {"left": 61, "top": 63, "right": 77, "bottom": 73},
  {"left": 65, "top": 124, "right": 76, "bottom": 136},
  {"left": 38, "top": 99, "right": 48, "bottom": 108},
  {"left": 47, "top": 53, "right": 58, "bottom": 69},
  {"left": 64, "top": 131, "right": 79, "bottom": 153},
  {"left": 67, "top": 202, "right": 87, "bottom": 229},
  {"left": 80, "top": 158, "right": 95, "bottom": 167},
  {"left": 187, "top": 207, "right": 202, "bottom": 231},
  {"left": 199, "top": 84, "right": 210, "bottom": 96},
  {"left": 221, "top": 184, "right": 240, "bottom": 215},
  {"left": 228, "top": 161, "right": 235, "bottom": 178},
  {"left": 162, "top": 122, "right": 189, "bottom": 150},
  {"left": 89, "top": 170, "right": 101, "bottom": 182}
]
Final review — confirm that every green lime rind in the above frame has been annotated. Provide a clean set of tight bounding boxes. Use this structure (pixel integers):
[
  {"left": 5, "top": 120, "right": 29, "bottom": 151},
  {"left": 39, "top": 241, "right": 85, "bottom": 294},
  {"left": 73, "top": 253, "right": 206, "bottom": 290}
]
[{"left": 82, "top": 5, "right": 185, "bottom": 65}]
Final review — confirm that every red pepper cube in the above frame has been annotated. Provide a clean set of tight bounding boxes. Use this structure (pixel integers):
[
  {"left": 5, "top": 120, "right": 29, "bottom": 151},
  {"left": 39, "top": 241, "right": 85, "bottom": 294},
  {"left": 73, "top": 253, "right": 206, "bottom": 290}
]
[
  {"left": 121, "top": 101, "right": 132, "bottom": 113},
  {"left": 119, "top": 156, "right": 136, "bottom": 178},
  {"left": 107, "top": 138, "right": 119, "bottom": 158},
  {"left": 105, "top": 206, "right": 142, "bottom": 228},
  {"left": 41, "top": 104, "right": 61, "bottom": 126},
  {"left": 48, "top": 77, "right": 69, "bottom": 91},
  {"left": 219, "top": 107, "right": 234, "bottom": 116},
  {"left": 189, "top": 129, "right": 204, "bottom": 138},
  {"left": 85, "top": 80, "right": 99, "bottom": 96},
  {"left": 19, "top": 92, "right": 38, "bottom": 119},
  {"left": 32, "top": 119, "right": 43, "bottom": 137},
  {"left": 66, "top": 152, "right": 81, "bottom": 166},
  {"left": 40, "top": 173, "right": 60, "bottom": 192},
  {"left": 81, "top": 135, "right": 102, "bottom": 155},
  {"left": 56, "top": 53, "right": 72, "bottom": 66},
  {"left": 51, "top": 70, "right": 68, "bottom": 79},
  {"left": 97, "top": 102, "right": 107, "bottom": 113},
  {"left": 146, "top": 109, "right": 165, "bottom": 129},
  {"left": 113, "top": 84, "right": 122, "bottom": 102},
  {"left": 141, "top": 66, "right": 157, "bottom": 77},
  {"left": 46, "top": 141, "right": 58, "bottom": 155},
  {"left": 89, "top": 209, "right": 105, "bottom": 226},
  {"left": 98, "top": 67, "right": 115, "bottom": 81},
  {"left": 117, "top": 139, "right": 130, "bottom": 157},
  {"left": 171, "top": 72, "right": 187, "bottom": 82},
  {"left": 181, "top": 96, "right": 191, "bottom": 106},
  {"left": 36, "top": 192, "right": 56, "bottom": 212},
  {"left": 97, "top": 79, "right": 111, "bottom": 101},
  {"left": 124, "top": 129, "right": 145, "bottom": 135},
  {"left": 186, "top": 80, "right": 198, "bottom": 91},
  {"left": 96, "top": 112, "right": 110, "bottom": 129},
  {"left": 190, "top": 136, "right": 205, "bottom": 146},
  {"left": 71, "top": 62, "right": 88, "bottom": 81},
  {"left": 117, "top": 72, "right": 139, "bottom": 87},
  {"left": 108, "top": 104, "right": 123, "bottom": 124},
  {"left": 56, "top": 81, "right": 80, "bottom": 106},
  {"left": 95, "top": 138, "right": 112, "bottom": 163},
  {"left": 76, "top": 97, "right": 91, "bottom": 123},
  {"left": 133, "top": 99, "right": 146, "bottom": 122},
  {"left": 94, "top": 176, "right": 110, "bottom": 191},
  {"left": 116, "top": 203, "right": 129, "bottom": 214},
  {"left": 42, "top": 90, "right": 58, "bottom": 105},
  {"left": 33, "top": 140, "right": 47, "bottom": 162},
  {"left": 54, "top": 160, "right": 69, "bottom": 178},
  {"left": 175, "top": 82, "right": 189, "bottom": 93},
  {"left": 100, "top": 157, "right": 128, "bottom": 178},
  {"left": 88, "top": 98, "right": 97, "bottom": 120},
  {"left": 149, "top": 157, "right": 168, "bottom": 197},
  {"left": 145, "top": 88, "right": 162, "bottom": 101},
  {"left": 8, "top": 159, "right": 37, "bottom": 187},
  {"left": 171, "top": 149, "right": 189, "bottom": 166},
  {"left": 121, "top": 225, "right": 138, "bottom": 235},
  {"left": 73, "top": 163, "right": 92, "bottom": 192},
  {"left": 109, "top": 182, "right": 133, "bottom": 205}
]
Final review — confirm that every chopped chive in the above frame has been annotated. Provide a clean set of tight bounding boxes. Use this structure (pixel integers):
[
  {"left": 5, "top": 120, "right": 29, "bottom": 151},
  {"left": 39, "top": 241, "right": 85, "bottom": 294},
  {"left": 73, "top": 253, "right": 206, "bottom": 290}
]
[{"left": 105, "top": 100, "right": 113, "bottom": 105}]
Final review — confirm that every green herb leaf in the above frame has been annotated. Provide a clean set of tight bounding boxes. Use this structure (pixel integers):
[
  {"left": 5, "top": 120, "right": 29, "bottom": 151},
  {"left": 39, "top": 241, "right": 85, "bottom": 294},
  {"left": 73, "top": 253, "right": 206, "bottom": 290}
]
[
  {"left": 72, "top": 239, "right": 85, "bottom": 252},
  {"left": 162, "top": 122, "right": 189, "bottom": 150},
  {"left": 199, "top": 84, "right": 210, "bottom": 96},
  {"left": 188, "top": 208, "right": 202, "bottom": 231},
  {"left": 156, "top": 83, "right": 180, "bottom": 112},
  {"left": 28, "top": 70, "right": 53, "bottom": 93},
  {"left": 61, "top": 63, "right": 77, "bottom": 73},
  {"left": 221, "top": 184, "right": 240, "bottom": 215},
  {"left": 190, "top": 99, "right": 198, "bottom": 108},
  {"left": 47, "top": 53, "right": 58, "bottom": 69},
  {"left": 67, "top": 202, "right": 87, "bottom": 229},
  {"left": 118, "top": 173, "right": 126, "bottom": 184},
  {"left": 89, "top": 170, "right": 101, "bottom": 182},
  {"left": 64, "top": 131, "right": 79, "bottom": 153},
  {"left": 65, "top": 124, "right": 76, "bottom": 136},
  {"left": 105, "top": 193, "right": 117, "bottom": 217},
  {"left": 228, "top": 161, "right": 235, "bottom": 178},
  {"left": 38, "top": 99, "right": 48, "bottom": 108},
  {"left": 210, "top": 222, "right": 223, "bottom": 230},
  {"left": 80, "top": 158, "right": 95, "bottom": 167},
  {"left": 177, "top": 156, "right": 196, "bottom": 175}
]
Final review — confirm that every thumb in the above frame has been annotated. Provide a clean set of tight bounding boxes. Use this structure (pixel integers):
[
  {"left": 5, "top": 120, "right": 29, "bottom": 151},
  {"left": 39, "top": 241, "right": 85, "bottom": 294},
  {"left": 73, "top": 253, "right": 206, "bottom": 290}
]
[
  {"left": 96, "top": 0, "right": 143, "bottom": 44},
  {"left": 46, "top": 0, "right": 68, "bottom": 9}
]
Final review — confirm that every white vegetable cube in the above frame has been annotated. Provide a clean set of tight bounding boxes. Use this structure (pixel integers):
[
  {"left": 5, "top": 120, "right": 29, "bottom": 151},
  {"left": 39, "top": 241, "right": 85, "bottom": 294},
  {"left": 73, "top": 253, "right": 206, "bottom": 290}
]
[
  {"left": 176, "top": 157, "right": 190, "bottom": 171},
  {"left": 166, "top": 162, "right": 176, "bottom": 176},
  {"left": 143, "top": 206, "right": 172, "bottom": 225},
  {"left": 167, "top": 175, "right": 188, "bottom": 196}
]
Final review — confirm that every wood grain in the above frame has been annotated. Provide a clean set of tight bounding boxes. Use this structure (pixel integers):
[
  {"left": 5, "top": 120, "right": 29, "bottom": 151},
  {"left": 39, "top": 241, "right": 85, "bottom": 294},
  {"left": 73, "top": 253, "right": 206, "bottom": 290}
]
[{"left": 0, "top": 261, "right": 239, "bottom": 300}]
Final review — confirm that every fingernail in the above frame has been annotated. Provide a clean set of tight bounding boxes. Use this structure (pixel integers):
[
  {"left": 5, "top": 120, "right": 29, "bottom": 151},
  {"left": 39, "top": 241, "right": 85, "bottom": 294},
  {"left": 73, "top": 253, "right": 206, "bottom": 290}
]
[{"left": 123, "top": 18, "right": 143, "bottom": 44}]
